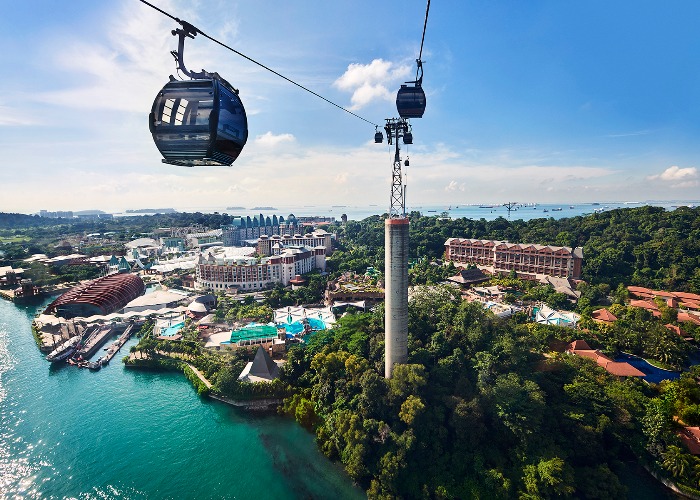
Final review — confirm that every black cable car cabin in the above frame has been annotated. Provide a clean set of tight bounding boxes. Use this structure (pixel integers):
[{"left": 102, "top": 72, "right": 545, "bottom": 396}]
[
  {"left": 150, "top": 77, "right": 248, "bottom": 167},
  {"left": 396, "top": 83, "right": 426, "bottom": 119}
]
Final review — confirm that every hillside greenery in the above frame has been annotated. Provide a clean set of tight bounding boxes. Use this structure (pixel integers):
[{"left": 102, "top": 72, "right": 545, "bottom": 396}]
[{"left": 280, "top": 289, "right": 661, "bottom": 498}]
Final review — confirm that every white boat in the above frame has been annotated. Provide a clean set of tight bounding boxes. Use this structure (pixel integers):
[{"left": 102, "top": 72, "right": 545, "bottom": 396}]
[{"left": 46, "top": 336, "right": 81, "bottom": 363}]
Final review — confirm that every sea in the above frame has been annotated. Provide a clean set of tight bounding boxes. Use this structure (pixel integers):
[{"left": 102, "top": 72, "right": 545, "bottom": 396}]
[
  {"left": 0, "top": 298, "right": 363, "bottom": 499},
  {"left": 104, "top": 201, "right": 698, "bottom": 222}
]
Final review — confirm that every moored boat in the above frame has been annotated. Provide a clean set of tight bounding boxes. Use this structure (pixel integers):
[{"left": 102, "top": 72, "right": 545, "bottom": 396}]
[{"left": 46, "top": 336, "right": 81, "bottom": 363}]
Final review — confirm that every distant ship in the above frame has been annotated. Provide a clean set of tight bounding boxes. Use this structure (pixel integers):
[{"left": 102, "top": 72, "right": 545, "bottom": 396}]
[
  {"left": 569, "top": 206, "right": 575, "bottom": 209},
  {"left": 251, "top": 206, "right": 277, "bottom": 210},
  {"left": 478, "top": 205, "right": 495, "bottom": 209},
  {"left": 551, "top": 208, "right": 563, "bottom": 212},
  {"left": 46, "top": 336, "right": 81, "bottom": 363},
  {"left": 226, "top": 206, "right": 245, "bottom": 210}
]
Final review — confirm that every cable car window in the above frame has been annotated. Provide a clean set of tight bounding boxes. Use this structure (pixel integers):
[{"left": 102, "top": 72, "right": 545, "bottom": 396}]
[{"left": 156, "top": 88, "right": 214, "bottom": 127}]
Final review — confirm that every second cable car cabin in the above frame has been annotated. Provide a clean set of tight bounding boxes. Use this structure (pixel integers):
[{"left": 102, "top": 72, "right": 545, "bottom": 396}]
[{"left": 150, "top": 76, "right": 248, "bottom": 167}]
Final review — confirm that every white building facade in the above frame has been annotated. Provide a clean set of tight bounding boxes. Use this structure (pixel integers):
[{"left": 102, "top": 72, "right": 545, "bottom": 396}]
[{"left": 196, "top": 246, "right": 326, "bottom": 291}]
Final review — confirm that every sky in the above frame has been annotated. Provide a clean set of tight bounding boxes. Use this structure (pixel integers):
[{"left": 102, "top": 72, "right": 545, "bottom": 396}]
[{"left": 1, "top": 0, "right": 699, "bottom": 214}]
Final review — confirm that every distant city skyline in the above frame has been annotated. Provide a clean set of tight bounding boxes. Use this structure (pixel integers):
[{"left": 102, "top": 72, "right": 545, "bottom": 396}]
[{"left": 1, "top": 1, "right": 700, "bottom": 213}]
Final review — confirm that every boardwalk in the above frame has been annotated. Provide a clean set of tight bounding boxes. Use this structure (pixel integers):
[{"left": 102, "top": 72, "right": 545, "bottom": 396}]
[{"left": 186, "top": 363, "right": 212, "bottom": 389}]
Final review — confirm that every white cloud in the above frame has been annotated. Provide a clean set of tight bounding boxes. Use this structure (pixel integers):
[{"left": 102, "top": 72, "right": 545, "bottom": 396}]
[
  {"left": 254, "top": 131, "right": 295, "bottom": 147},
  {"left": 0, "top": 105, "right": 33, "bottom": 126},
  {"left": 647, "top": 166, "right": 699, "bottom": 188},
  {"left": 333, "top": 59, "right": 411, "bottom": 110},
  {"left": 445, "top": 180, "right": 465, "bottom": 192}
]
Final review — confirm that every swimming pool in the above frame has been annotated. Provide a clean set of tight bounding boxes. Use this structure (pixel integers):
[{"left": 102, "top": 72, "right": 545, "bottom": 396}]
[
  {"left": 280, "top": 318, "right": 327, "bottom": 336},
  {"left": 161, "top": 321, "right": 185, "bottom": 337},
  {"left": 614, "top": 352, "right": 681, "bottom": 384}
]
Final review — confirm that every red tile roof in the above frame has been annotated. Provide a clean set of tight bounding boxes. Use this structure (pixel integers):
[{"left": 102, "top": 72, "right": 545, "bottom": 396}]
[
  {"left": 627, "top": 286, "right": 653, "bottom": 294},
  {"left": 569, "top": 340, "right": 591, "bottom": 351},
  {"left": 567, "top": 340, "right": 644, "bottom": 377},
  {"left": 629, "top": 299, "right": 659, "bottom": 311},
  {"left": 679, "top": 312, "right": 700, "bottom": 326},
  {"left": 681, "top": 301, "right": 700, "bottom": 311},
  {"left": 679, "top": 427, "right": 700, "bottom": 455},
  {"left": 591, "top": 308, "right": 618, "bottom": 323},
  {"left": 675, "top": 292, "right": 700, "bottom": 302},
  {"left": 665, "top": 324, "right": 686, "bottom": 337},
  {"left": 600, "top": 361, "right": 645, "bottom": 377}
]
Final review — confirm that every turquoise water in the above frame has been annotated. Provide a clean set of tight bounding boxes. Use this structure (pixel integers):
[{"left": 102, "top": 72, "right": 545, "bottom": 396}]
[
  {"left": 0, "top": 299, "right": 364, "bottom": 499},
  {"left": 160, "top": 321, "right": 184, "bottom": 337},
  {"left": 281, "top": 318, "right": 327, "bottom": 336}
]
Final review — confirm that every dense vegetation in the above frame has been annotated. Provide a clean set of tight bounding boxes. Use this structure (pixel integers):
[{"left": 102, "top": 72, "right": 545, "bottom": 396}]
[
  {"left": 337, "top": 206, "right": 700, "bottom": 292},
  {"left": 280, "top": 288, "right": 662, "bottom": 498}
]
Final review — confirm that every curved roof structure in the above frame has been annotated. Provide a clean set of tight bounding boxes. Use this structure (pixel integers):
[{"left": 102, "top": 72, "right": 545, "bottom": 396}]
[{"left": 46, "top": 273, "right": 145, "bottom": 318}]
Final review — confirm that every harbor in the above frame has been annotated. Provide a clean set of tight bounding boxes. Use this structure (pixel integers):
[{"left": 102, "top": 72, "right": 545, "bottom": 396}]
[{"left": 41, "top": 319, "right": 142, "bottom": 371}]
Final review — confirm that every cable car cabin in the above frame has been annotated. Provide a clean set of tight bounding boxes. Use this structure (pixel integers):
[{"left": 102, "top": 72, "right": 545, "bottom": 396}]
[
  {"left": 396, "top": 84, "right": 426, "bottom": 119},
  {"left": 150, "top": 78, "right": 248, "bottom": 166}
]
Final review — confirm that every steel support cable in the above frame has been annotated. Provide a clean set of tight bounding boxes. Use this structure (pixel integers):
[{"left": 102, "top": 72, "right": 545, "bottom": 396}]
[
  {"left": 418, "top": 0, "right": 431, "bottom": 62},
  {"left": 138, "top": 0, "right": 379, "bottom": 127}
]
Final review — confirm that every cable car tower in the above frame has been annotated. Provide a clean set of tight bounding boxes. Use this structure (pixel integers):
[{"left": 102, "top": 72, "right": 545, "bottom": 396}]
[
  {"left": 376, "top": 0, "right": 430, "bottom": 379},
  {"left": 376, "top": 119, "right": 412, "bottom": 378}
]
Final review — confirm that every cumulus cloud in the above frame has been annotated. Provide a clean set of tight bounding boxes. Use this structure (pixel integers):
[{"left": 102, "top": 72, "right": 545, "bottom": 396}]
[
  {"left": 254, "top": 131, "right": 295, "bottom": 147},
  {"left": 445, "top": 180, "right": 465, "bottom": 192},
  {"left": 648, "top": 166, "right": 699, "bottom": 188},
  {"left": 333, "top": 59, "right": 411, "bottom": 110}
]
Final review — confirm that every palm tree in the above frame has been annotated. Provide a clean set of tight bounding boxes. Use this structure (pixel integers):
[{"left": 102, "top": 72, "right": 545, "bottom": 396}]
[{"left": 662, "top": 445, "right": 691, "bottom": 478}]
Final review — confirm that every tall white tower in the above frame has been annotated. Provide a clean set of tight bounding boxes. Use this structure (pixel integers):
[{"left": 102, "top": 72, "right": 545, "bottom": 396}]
[{"left": 381, "top": 118, "right": 411, "bottom": 378}]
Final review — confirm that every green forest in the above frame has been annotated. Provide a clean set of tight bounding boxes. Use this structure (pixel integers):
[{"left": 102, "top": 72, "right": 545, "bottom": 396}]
[
  {"left": 281, "top": 292, "right": 656, "bottom": 498},
  {"left": 334, "top": 206, "right": 700, "bottom": 292}
]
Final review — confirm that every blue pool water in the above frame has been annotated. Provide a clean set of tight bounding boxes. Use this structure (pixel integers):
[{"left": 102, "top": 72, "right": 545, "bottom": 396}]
[
  {"left": 281, "top": 318, "right": 327, "bottom": 336},
  {"left": 615, "top": 353, "right": 681, "bottom": 384},
  {"left": 161, "top": 321, "right": 185, "bottom": 337}
]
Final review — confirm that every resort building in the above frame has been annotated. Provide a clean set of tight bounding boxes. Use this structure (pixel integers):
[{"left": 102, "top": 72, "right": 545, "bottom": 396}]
[
  {"left": 0, "top": 266, "right": 24, "bottom": 287},
  {"left": 591, "top": 308, "right": 618, "bottom": 325},
  {"left": 535, "top": 305, "right": 580, "bottom": 327},
  {"left": 567, "top": 340, "right": 645, "bottom": 378},
  {"left": 444, "top": 238, "right": 583, "bottom": 279},
  {"left": 221, "top": 214, "right": 301, "bottom": 246},
  {"left": 324, "top": 272, "right": 385, "bottom": 307},
  {"left": 627, "top": 286, "right": 700, "bottom": 312},
  {"left": 196, "top": 245, "right": 326, "bottom": 291},
  {"left": 186, "top": 230, "right": 223, "bottom": 249},
  {"left": 122, "top": 289, "right": 189, "bottom": 314},
  {"left": 257, "top": 229, "right": 334, "bottom": 256}
]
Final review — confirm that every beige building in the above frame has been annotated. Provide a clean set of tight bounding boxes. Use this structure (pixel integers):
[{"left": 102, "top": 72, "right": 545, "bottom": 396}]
[{"left": 444, "top": 238, "right": 583, "bottom": 279}]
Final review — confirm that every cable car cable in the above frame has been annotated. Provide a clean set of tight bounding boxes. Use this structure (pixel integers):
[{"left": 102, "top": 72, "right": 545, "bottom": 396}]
[
  {"left": 418, "top": 0, "right": 430, "bottom": 63},
  {"left": 138, "top": 0, "right": 379, "bottom": 127}
]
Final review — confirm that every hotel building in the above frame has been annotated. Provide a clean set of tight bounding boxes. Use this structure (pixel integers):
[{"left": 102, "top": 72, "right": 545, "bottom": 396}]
[
  {"left": 444, "top": 238, "right": 583, "bottom": 279},
  {"left": 196, "top": 245, "right": 326, "bottom": 291},
  {"left": 221, "top": 214, "right": 300, "bottom": 246},
  {"left": 257, "top": 229, "right": 333, "bottom": 256}
]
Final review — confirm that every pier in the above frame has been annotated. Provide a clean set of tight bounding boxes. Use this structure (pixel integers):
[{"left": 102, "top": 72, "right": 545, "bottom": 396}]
[
  {"left": 101, "top": 323, "right": 139, "bottom": 365},
  {"left": 75, "top": 324, "right": 118, "bottom": 360}
]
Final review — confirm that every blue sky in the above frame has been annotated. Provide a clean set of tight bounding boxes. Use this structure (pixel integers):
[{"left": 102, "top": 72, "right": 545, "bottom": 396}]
[{"left": 1, "top": 0, "right": 699, "bottom": 213}]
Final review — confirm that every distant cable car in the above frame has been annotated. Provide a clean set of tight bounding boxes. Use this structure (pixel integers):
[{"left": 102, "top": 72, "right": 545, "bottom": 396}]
[
  {"left": 149, "top": 23, "right": 248, "bottom": 167},
  {"left": 374, "top": 127, "right": 384, "bottom": 143},
  {"left": 403, "top": 131, "right": 413, "bottom": 144},
  {"left": 396, "top": 60, "right": 426, "bottom": 119}
]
